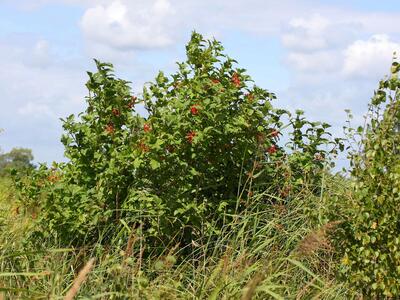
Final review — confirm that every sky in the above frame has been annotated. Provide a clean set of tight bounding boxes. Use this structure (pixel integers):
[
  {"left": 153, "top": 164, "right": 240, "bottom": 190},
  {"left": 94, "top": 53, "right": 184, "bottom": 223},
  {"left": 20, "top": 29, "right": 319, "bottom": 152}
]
[{"left": 0, "top": 0, "right": 400, "bottom": 166}]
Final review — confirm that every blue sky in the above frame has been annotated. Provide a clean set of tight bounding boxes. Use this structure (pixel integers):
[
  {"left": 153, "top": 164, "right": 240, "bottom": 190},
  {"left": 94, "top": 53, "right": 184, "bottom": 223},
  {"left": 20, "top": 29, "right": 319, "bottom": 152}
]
[{"left": 1, "top": 0, "right": 399, "bottom": 166}]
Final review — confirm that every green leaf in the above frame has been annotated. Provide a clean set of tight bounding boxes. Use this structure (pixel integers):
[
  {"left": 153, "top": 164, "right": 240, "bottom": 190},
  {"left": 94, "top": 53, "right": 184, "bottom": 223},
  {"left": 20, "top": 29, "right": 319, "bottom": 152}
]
[{"left": 150, "top": 159, "right": 161, "bottom": 170}]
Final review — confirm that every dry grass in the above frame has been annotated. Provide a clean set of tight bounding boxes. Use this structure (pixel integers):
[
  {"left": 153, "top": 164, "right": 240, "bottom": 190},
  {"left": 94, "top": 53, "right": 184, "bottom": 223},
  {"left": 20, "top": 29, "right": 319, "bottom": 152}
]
[
  {"left": 295, "top": 221, "right": 341, "bottom": 257},
  {"left": 64, "top": 258, "right": 96, "bottom": 300}
]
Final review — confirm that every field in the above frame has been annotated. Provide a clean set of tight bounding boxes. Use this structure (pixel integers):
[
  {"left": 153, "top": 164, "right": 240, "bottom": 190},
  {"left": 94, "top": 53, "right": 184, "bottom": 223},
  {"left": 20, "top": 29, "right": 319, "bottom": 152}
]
[{"left": 0, "top": 33, "right": 399, "bottom": 299}]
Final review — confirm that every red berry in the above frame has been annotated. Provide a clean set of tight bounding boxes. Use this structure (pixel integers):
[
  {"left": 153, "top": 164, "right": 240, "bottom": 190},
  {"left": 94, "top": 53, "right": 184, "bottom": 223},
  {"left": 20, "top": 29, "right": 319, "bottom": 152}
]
[
  {"left": 231, "top": 73, "right": 241, "bottom": 87},
  {"left": 139, "top": 142, "right": 150, "bottom": 153},
  {"left": 246, "top": 93, "right": 254, "bottom": 102},
  {"left": 112, "top": 108, "right": 120, "bottom": 116},
  {"left": 190, "top": 105, "right": 199, "bottom": 115},
  {"left": 266, "top": 145, "right": 277, "bottom": 154},
  {"left": 211, "top": 78, "right": 220, "bottom": 84},
  {"left": 143, "top": 123, "right": 151, "bottom": 132},
  {"left": 186, "top": 131, "right": 196, "bottom": 144},
  {"left": 105, "top": 123, "right": 114, "bottom": 134}
]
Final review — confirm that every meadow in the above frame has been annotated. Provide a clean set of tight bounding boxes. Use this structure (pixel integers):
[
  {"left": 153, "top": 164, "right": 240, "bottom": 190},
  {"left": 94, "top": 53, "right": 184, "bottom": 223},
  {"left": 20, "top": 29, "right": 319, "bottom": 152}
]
[{"left": 0, "top": 33, "right": 399, "bottom": 299}]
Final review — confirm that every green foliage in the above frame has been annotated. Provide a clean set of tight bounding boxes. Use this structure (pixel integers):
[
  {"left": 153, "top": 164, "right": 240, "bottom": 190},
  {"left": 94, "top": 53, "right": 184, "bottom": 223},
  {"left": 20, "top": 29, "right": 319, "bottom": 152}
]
[
  {"left": 0, "top": 148, "right": 34, "bottom": 176},
  {"left": 338, "top": 59, "right": 400, "bottom": 298},
  {"left": 13, "top": 32, "right": 339, "bottom": 250},
  {"left": 0, "top": 179, "right": 354, "bottom": 299}
]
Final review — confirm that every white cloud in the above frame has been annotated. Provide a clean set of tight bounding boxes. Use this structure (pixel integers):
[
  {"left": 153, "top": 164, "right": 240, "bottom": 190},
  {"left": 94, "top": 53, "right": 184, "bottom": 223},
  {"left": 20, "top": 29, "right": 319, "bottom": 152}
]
[
  {"left": 282, "top": 14, "right": 362, "bottom": 53},
  {"left": 276, "top": 14, "right": 399, "bottom": 148},
  {"left": 0, "top": 35, "right": 87, "bottom": 162},
  {"left": 286, "top": 50, "right": 341, "bottom": 72},
  {"left": 80, "top": 0, "right": 175, "bottom": 51},
  {"left": 343, "top": 34, "right": 400, "bottom": 79},
  {"left": 282, "top": 15, "right": 331, "bottom": 51},
  {"left": 17, "top": 102, "right": 54, "bottom": 117},
  {"left": 0, "top": 36, "right": 52, "bottom": 69}
]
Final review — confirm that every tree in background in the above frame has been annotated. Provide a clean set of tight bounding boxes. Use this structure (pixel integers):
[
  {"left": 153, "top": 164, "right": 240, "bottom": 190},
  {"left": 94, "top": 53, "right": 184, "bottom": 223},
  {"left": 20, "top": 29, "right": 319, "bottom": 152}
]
[{"left": 0, "top": 148, "right": 34, "bottom": 175}]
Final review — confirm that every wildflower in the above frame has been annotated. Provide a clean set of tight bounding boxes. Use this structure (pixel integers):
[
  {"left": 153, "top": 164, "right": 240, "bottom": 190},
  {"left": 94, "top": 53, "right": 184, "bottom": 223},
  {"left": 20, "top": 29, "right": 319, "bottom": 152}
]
[
  {"left": 231, "top": 72, "right": 241, "bottom": 87},
  {"left": 266, "top": 145, "right": 277, "bottom": 154},
  {"left": 143, "top": 123, "right": 151, "bottom": 132},
  {"left": 186, "top": 131, "right": 196, "bottom": 144}
]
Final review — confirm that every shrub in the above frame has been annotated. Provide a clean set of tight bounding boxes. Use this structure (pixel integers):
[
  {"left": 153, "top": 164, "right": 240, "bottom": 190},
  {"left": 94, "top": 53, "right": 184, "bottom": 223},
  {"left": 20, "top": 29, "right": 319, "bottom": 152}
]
[
  {"left": 13, "top": 32, "right": 340, "bottom": 249},
  {"left": 339, "top": 59, "right": 400, "bottom": 298}
]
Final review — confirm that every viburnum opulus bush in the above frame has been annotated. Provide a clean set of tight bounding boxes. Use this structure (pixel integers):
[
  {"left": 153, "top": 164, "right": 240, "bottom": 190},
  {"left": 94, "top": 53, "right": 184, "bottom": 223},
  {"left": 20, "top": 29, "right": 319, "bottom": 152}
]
[
  {"left": 338, "top": 59, "right": 400, "bottom": 298},
  {"left": 14, "top": 32, "right": 340, "bottom": 248}
]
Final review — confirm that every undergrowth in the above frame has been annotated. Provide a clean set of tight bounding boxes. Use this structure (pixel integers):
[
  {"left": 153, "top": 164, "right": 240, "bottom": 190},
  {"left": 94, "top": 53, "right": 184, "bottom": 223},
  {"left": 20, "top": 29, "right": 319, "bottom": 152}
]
[{"left": 0, "top": 175, "right": 356, "bottom": 299}]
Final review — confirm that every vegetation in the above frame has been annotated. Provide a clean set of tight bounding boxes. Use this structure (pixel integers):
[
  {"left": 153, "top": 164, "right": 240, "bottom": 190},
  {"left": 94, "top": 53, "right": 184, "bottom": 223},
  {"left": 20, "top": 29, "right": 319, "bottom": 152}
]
[
  {"left": 0, "top": 147, "right": 34, "bottom": 176},
  {"left": 335, "top": 61, "right": 400, "bottom": 297},
  {"left": 0, "top": 32, "right": 399, "bottom": 299}
]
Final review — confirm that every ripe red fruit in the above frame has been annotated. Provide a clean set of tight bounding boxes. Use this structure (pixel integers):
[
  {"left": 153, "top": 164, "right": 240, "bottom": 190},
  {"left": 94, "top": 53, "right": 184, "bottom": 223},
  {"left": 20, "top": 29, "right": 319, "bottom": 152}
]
[
  {"left": 143, "top": 123, "right": 151, "bottom": 132},
  {"left": 231, "top": 72, "right": 241, "bottom": 87},
  {"left": 186, "top": 131, "right": 196, "bottom": 144},
  {"left": 105, "top": 123, "right": 114, "bottom": 134},
  {"left": 266, "top": 145, "right": 277, "bottom": 154},
  {"left": 246, "top": 93, "right": 254, "bottom": 102},
  {"left": 190, "top": 105, "right": 199, "bottom": 115},
  {"left": 211, "top": 78, "right": 220, "bottom": 84},
  {"left": 112, "top": 108, "right": 120, "bottom": 116},
  {"left": 139, "top": 142, "right": 150, "bottom": 153}
]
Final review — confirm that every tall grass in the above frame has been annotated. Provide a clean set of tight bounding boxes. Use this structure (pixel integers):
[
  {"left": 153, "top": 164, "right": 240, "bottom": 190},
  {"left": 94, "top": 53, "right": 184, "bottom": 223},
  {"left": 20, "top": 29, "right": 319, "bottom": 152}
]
[{"left": 0, "top": 174, "right": 357, "bottom": 299}]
